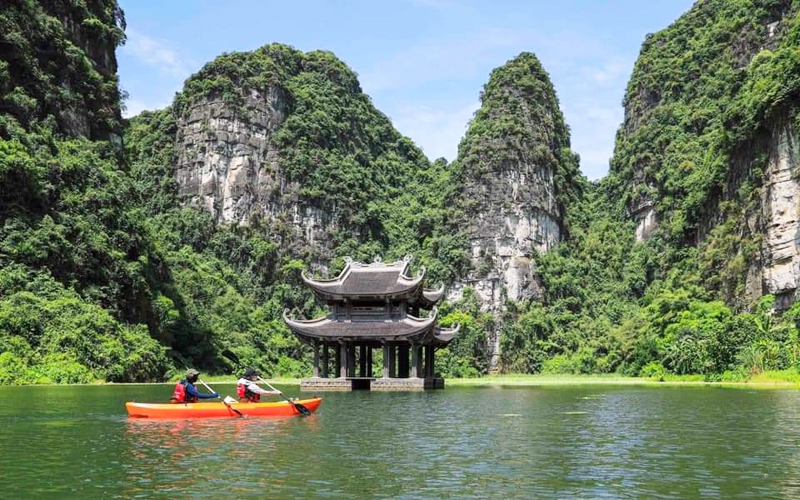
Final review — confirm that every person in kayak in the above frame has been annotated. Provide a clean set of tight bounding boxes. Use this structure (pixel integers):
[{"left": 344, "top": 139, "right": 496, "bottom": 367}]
[
  {"left": 236, "top": 368, "right": 280, "bottom": 402},
  {"left": 171, "top": 368, "right": 219, "bottom": 403}
]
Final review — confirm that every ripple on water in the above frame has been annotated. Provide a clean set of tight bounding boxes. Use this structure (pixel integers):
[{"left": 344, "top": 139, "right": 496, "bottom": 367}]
[{"left": 0, "top": 385, "right": 800, "bottom": 499}]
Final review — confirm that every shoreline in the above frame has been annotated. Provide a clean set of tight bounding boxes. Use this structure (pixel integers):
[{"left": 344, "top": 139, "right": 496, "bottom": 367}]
[
  {"left": 5, "top": 373, "right": 800, "bottom": 389},
  {"left": 446, "top": 374, "right": 800, "bottom": 389}
]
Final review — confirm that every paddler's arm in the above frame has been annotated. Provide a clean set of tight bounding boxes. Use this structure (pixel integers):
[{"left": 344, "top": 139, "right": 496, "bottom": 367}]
[
  {"left": 187, "top": 383, "right": 219, "bottom": 400},
  {"left": 248, "top": 382, "right": 280, "bottom": 396}
]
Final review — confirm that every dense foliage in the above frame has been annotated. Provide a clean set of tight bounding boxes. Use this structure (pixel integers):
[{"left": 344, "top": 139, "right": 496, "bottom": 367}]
[
  {"left": 454, "top": 52, "right": 584, "bottom": 226},
  {"left": 498, "top": 0, "right": 800, "bottom": 381},
  {"left": 0, "top": 3, "right": 469, "bottom": 383},
  {"left": 608, "top": 0, "right": 800, "bottom": 303},
  {"left": 3, "top": 0, "right": 800, "bottom": 385},
  {"left": 0, "top": 1, "right": 167, "bottom": 383}
]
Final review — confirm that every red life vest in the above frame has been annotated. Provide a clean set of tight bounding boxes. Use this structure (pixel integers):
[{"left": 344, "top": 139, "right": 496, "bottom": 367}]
[
  {"left": 237, "top": 382, "right": 260, "bottom": 402},
  {"left": 171, "top": 380, "right": 198, "bottom": 403}
]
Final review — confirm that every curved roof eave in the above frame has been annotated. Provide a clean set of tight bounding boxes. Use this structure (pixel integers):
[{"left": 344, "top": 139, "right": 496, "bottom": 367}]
[
  {"left": 433, "top": 323, "right": 461, "bottom": 345},
  {"left": 421, "top": 283, "right": 445, "bottom": 303},
  {"left": 301, "top": 263, "right": 352, "bottom": 290}
]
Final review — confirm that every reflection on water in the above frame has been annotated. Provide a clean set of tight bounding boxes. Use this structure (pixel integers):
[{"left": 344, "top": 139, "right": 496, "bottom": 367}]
[{"left": 0, "top": 385, "right": 799, "bottom": 499}]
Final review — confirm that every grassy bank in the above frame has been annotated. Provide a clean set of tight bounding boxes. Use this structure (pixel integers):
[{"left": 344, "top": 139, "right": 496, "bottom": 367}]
[{"left": 447, "top": 371, "right": 800, "bottom": 388}]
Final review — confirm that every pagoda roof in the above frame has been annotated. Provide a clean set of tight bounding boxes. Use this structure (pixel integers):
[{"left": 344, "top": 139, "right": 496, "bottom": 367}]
[
  {"left": 302, "top": 256, "right": 427, "bottom": 300},
  {"left": 415, "top": 284, "right": 445, "bottom": 307},
  {"left": 284, "top": 307, "right": 461, "bottom": 345},
  {"left": 433, "top": 324, "right": 461, "bottom": 346}
]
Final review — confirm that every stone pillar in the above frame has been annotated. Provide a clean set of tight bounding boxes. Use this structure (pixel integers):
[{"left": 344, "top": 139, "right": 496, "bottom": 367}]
[
  {"left": 367, "top": 347, "right": 373, "bottom": 377},
  {"left": 321, "top": 342, "right": 329, "bottom": 378},
  {"left": 382, "top": 343, "right": 389, "bottom": 378},
  {"left": 425, "top": 345, "right": 434, "bottom": 378},
  {"left": 335, "top": 343, "right": 341, "bottom": 377},
  {"left": 388, "top": 343, "right": 396, "bottom": 378},
  {"left": 411, "top": 344, "right": 419, "bottom": 378},
  {"left": 398, "top": 344, "right": 409, "bottom": 378},
  {"left": 313, "top": 339, "right": 320, "bottom": 378},
  {"left": 347, "top": 345, "right": 356, "bottom": 377},
  {"left": 340, "top": 343, "right": 348, "bottom": 378},
  {"left": 416, "top": 345, "right": 424, "bottom": 377},
  {"left": 359, "top": 344, "right": 367, "bottom": 377}
]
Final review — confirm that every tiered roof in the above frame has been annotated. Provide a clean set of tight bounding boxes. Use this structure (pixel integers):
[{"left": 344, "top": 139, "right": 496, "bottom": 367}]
[
  {"left": 285, "top": 255, "right": 459, "bottom": 346},
  {"left": 301, "top": 255, "right": 443, "bottom": 304},
  {"left": 283, "top": 307, "right": 459, "bottom": 345}
]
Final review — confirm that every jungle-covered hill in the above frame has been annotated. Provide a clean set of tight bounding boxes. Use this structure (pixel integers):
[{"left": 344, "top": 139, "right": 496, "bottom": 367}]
[{"left": 2, "top": 0, "right": 800, "bottom": 384}]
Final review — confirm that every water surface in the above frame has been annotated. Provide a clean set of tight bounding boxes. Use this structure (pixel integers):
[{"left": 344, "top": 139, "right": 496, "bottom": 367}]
[{"left": 1, "top": 384, "right": 798, "bottom": 499}]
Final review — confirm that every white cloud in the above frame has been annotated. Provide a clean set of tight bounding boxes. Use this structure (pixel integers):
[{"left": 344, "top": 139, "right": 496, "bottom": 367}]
[
  {"left": 122, "top": 29, "right": 190, "bottom": 78},
  {"left": 589, "top": 61, "right": 629, "bottom": 85},
  {"left": 389, "top": 102, "right": 480, "bottom": 162},
  {"left": 563, "top": 104, "right": 624, "bottom": 180},
  {"left": 121, "top": 97, "right": 172, "bottom": 119},
  {"left": 121, "top": 98, "right": 147, "bottom": 118},
  {"left": 359, "top": 27, "right": 530, "bottom": 93}
]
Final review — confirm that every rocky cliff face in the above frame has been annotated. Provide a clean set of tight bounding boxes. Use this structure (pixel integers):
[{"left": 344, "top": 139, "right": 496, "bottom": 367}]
[
  {"left": 168, "top": 45, "right": 433, "bottom": 261},
  {"left": 0, "top": 1, "right": 124, "bottom": 140},
  {"left": 174, "top": 86, "right": 335, "bottom": 252},
  {"left": 450, "top": 53, "right": 581, "bottom": 369},
  {"left": 176, "top": 88, "right": 289, "bottom": 224},
  {"left": 610, "top": 0, "right": 800, "bottom": 308},
  {"left": 747, "top": 123, "right": 800, "bottom": 309}
]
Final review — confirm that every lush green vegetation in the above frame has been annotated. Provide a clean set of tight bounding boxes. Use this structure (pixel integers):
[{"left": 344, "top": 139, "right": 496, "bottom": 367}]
[
  {"left": 498, "top": 0, "right": 800, "bottom": 381},
  {"left": 0, "top": 1, "right": 167, "bottom": 383},
  {"left": 3, "top": 0, "right": 800, "bottom": 385},
  {"left": 454, "top": 52, "right": 584, "bottom": 225},
  {"left": 0, "top": 2, "right": 471, "bottom": 384}
]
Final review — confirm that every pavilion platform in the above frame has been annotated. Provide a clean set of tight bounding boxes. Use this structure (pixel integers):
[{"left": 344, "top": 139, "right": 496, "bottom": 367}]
[{"left": 301, "top": 376, "right": 445, "bottom": 391}]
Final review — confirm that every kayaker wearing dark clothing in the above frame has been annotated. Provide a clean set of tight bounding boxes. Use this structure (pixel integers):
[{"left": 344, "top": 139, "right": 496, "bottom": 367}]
[
  {"left": 171, "top": 368, "right": 219, "bottom": 403},
  {"left": 236, "top": 368, "right": 280, "bottom": 402}
]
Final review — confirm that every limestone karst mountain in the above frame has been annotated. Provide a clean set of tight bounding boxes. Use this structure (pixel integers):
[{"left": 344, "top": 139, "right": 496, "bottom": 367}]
[
  {"left": 449, "top": 53, "right": 582, "bottom": 307},
  {"left": 446, "top": 52, "right": 583, "bottom": 369},
  {"left": 4, "top": 0, "right": 800, "bottom": 384},
  {"left": 163, "top": 44, "right": 438, "bottom": 266},
  {"left": 608, "top": 0, "right": 800, "bottom": 309}
]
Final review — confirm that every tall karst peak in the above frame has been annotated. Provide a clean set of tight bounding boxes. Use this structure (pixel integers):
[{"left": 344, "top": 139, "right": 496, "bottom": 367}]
[
  {"left": 450, "top": 52, "right": 582, "bottom": 368},
  {"left": 609, "top": 0, "right": 800, "bottom": 308},
  {"left": 168, "top": 43, "right": 432, "bottom": 261}
]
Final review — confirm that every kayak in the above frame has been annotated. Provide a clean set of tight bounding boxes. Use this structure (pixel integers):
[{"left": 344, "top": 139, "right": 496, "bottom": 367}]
[{"left": 125, "top": 397, "right": 322, "bottom": 418}]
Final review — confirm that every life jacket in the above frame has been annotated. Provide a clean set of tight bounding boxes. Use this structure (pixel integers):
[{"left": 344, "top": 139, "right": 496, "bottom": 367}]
[
  {"left": 171, "top": 380, "right": 198, "bottom": 403},
  {"left": 237, "top": 381, "right": 261, "bottom": 402}
]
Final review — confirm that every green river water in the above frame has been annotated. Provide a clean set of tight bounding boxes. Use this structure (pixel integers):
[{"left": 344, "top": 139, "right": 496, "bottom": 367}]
[{"left": 1, "top": 384, "right": 799, "bottom": 499}]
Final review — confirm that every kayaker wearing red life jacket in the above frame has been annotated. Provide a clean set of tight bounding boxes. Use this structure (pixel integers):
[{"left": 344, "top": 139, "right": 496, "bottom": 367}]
[
  {"left": 236, "top": 369, "right": 280, "bottom": 402},
  {"left": 171, "top": 368, "right": 219, "bottom": 403}
]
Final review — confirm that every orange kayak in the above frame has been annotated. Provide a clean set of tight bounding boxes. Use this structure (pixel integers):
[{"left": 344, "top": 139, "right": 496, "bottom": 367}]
[{"left": 125, "top": 397, "right": 322, "bottom": 418}]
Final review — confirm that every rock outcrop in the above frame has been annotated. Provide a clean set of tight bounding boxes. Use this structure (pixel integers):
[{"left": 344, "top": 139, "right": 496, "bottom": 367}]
[
  {"left": 174, "top": 86, "right": 339, "bottom": 256},
  {"left": 169, "top": 45, "right": 432, "bottom": 260},
  {"left": 0, "top": 1, "right": 124, "bottom": 140},
  {"left": 610, "top": 0, "right": 800, "bottom": 308},
  {"left": 450, "top": 53, "right": 581, "bottom": 369},
  {"left": 176, "top": 88, "right": 289, "bottom": 225},
  {"left": 747, "top": 123, "right": 800, "bottom": 309}
]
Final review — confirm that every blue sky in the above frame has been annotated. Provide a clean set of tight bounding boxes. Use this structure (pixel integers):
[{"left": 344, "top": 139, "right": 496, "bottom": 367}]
[{"left": 118, "top": 0, "right": 694, "bottom": 180}]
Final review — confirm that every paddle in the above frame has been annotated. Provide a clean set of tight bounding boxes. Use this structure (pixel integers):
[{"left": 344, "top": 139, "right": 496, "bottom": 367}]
[
  {"left": 198, "top": 378, "right": 245, "bottom": 418},
  {"left": 258, "top": 377, "right": 311, "bottom": 416}
]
